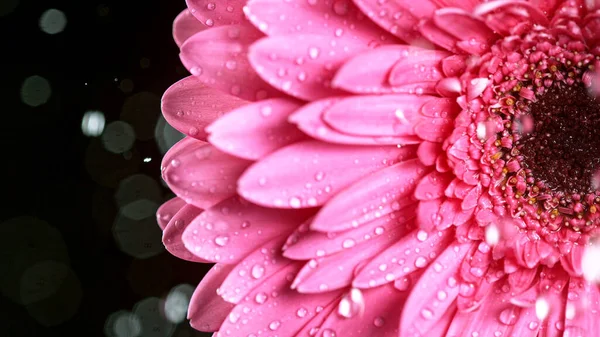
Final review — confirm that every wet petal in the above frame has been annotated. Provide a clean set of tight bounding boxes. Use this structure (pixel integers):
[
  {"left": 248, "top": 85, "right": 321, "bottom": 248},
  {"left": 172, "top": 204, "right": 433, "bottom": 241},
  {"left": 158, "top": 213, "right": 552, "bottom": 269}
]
[
  {"left": 180, "top": 24, "right": 282, "bottom": 101},
  {"left": 244, "top": 0, "right": 396, "bottom": 45},
  {"left": 400, "top": 242, "right": 474, "bottom": 336},
  {"left": 207, "top": 98, "right": 306, "bottom": 160},
  {"left": 289, "top": 97, "right": 422, "bottom": 145},
  {"left": 186, "top": 0, "right": 245, "bottom": 26},
  {"left": 173, "top": 9, "right": 206, "bottom": 47},
  {"left": 238, "top": 140, "right": 417, "bottom": 209},
  {"left": 181, "top": 196, "right": 311, "bottom": 263},
  {"left": 188, "top": 263, "right": 236, "bottom": 332},
  {"left": 323, "top": 94, "right": 434, "bottom": 137},
  {"left": 310, "top": 159, "right": 424, "bottom": 232},
  {"left": 163, "top": 204, "right": 208, "bottom": 262},
  {"left": 316, "top": 284, "right": 408, "bottom": 336},
  {"left": 352, "top": 0, "right": 436, "bottom": 43},
  {"left": 285, "top": 205, "right": 417, "bottom": 260},
  {"left": 292, "top": 225, "right": 408, "bottom": 293},
  {"left": 156, "top": 197, "right": 186, "bottom": 230},
  {"left": 217, "top": 262, "right": 343, "bottom": 336},
  {"left": 353, "top": 228, "right": 453, "bottom": 288},
  {"left": 162, "top": 76, "right": 246, "bottom": 140},
  {"left": 248, "top": 34, "right": 367, "bottom": 100},
  {"left": 162, "top": 139, "right": 252, "bottom": 209}
]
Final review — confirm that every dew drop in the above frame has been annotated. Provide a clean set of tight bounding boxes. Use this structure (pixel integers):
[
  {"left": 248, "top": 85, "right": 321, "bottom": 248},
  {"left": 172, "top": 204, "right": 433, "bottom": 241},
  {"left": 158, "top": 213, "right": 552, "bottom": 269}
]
[
  {"left": 268, "top": 320, "right": 281, "bottom": 331},
  {"left": 254, "top": 292, "right": 267, "bottom": 304},
  {"left": 342, "top": 239, "right": 355, "bottom": 248},
  {"left": 415, "top": 256, "right": 427, "bottom": 268},
  {"left": 214, "top": 235, "right": 229, "bottom": 247},
  {"left": 251, "top": 264, "right": 265, "bottom": 279},
  {"left": 416, "top": 230, "right": 428, "bottom": 242},
  {"left": 322, "top": 328, "right": 336, "bottom": 337},
  {"left": 296, "top": 307, "right": 308, "bottom": 318},
  {"left": 373, "top": 316, "right": 385, "bottom": 327},
  {"left": 308, "top": 47, "right": 320, "bottom": 59},
  {"left": 499, "top": 307, "right": 517, "bottom": 325}
]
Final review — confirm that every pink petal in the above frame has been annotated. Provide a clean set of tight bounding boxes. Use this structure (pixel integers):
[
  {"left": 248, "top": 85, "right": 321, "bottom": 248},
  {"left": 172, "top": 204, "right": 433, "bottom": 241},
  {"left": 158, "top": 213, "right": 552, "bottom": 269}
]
[
  {"left": 292, "top": 225, "right": 409, "bottom": 293},
  {"left": 284, "top": 205, "right": 417, "bottom": 260},
  {"left": 218, "top": 236, "right": 293, "bottom": 303},
  {"left": 217, "top": 262, "right": 343, "bottom": 336},
  {"left": 417, "top": 198, "right": 444, "bottom": 231},
  {"left": 400, "top": 242, "right": 474, "bottom": 336},
  {"left": 323, "top": 94, "right": 434, "bottom": 137},
  {"left": 560, "top": 243, "right": 584, "bottom": 276},
  {"left": 186, "top": 0, "right": 245, "bottom": 27},
  {"left": 538, "top": 267, "right": 568, "bottom": 337},
  {"left": 244, "top": 0, "right": 397, "bottom": 45},
  {"left": 352, "top": 0, "right": 436, "bottom": 43},
  {"left": 181, "top": 196, "right": 310, "bottom": 263},
  {"left": 333, "top": 45, "right": 442, "bottom": 94},
  {"left": 206, "top": 98, "right": 307, "bottom": 160},
  {"left": 180, "top": 24, "right": 282, "bottom": 101},
  {"left": 433, "top": 8, "right": 495, "bottom": 50},
  {"left": 316, "top": 284, "right": 408, "bottom": 336},
  {"left": 435, "top": 0, "right": 480, "bottom": 11},
  {"left": 414, "top": 171, "right": 454, "bottom": 201},
  {"left": 162, "top": 76, "right": 247, "bottom": 140},
  {"left": 162, "top": 139, "right": 251, "bottom": 209},
  {"left": 445, "top": 282, "right": 541, "bottom": 337},
  {"left": 156, "top": 197, "right": 186, "bottom": 230},
  {"left": 248, "top": 34, "right": 367, "bottom": 101},
  {"left": 388, "top": 48, "right": 449, "bottom": 87},
  {"left": 418, "top": 18, "right": 460, "bottom": 53},
  {"left": 188, "top": 263, "right": 236, "bottom": 332},
  {"left": 292, "top": 300, "right": 339, "bottom": 337},
  {"left": 563, "top": 279, "right": 600, "bottom": 337},
  {"left": 473, "top": 0, "right": 549, "bottom": 36},
  {"left": 238, "top": 140, "right": 417, "bottom": 209},
  {"left": 173, "top": 9, "right": 206, "bottom": 47},
  {"left": 414, "top": 116, "right": 453, "bottom": 142},
  {"left": 163, "top": 204, "right": 209, "bottom": 262},
  {"left": 417, "top": 141, "right": 443, "bottom": 166},
  {"left": 353, "top": 228, "right": 453, "bottom": 288},
  {"left": 310, "top": 159, "right": 424, "bottom": 232},
  {"left": 461, "top": 184, "right": 482, "bottom": 210},
  {"left": 289, "top": 97, "right": 422, "bottom": 145}
]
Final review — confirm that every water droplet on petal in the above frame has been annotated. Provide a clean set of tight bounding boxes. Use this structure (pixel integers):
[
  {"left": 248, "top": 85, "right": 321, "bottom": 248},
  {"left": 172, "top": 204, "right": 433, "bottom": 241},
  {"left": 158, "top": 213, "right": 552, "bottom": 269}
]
[
  {"left": 214, "top": 235, "right": 229, "bottom": 246},
  {"left": 416, "top": 230, "right": 428, "bottom": 242},
  {"left": 254, "top": 292, "right": 267, "bottom": 304},
  {"left": 373, "top": 316, "right": 385, "bottom": 327},
  {"left": 251, "top": 264, "right": 265, "bottom": 279},
  {"left": 499, "top": 307, "right": 518, "bottom": 325},
  {"left": 269, "top": 320, "right": 281, "bottom": 331}
]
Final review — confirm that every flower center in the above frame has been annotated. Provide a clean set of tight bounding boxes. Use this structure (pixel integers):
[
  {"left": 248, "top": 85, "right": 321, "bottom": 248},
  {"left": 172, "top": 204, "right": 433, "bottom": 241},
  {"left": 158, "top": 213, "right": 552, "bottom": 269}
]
[{"left": 519, "top": 84, "right": 600, "bottom": 194}]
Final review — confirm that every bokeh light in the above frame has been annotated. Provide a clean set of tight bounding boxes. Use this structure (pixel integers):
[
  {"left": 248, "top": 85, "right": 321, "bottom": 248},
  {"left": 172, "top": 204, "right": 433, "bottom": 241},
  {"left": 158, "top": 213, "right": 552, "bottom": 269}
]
[
  {"left": 39, "top": 9, "right": 67, "bottom": 34},
  {"left": 133, "top": 297, "right": 176, "bottom": 337},
  {"left": 105, "top": 310, "right": 142, "bottom": 337},
  {"left": 112, "top": 214, "right": 163, "bottom": 259},
  {"left": 164, "top": 284, "right": 194, "bottom": 324},
  {"left": 0, "top": 217, "right": 70, "bottom": 305},
  {"left": 20, "top": 75, "right": 51, "bottom": 107},
  {"left": 155, "top": 115, "right": 185, "bottom": 154},
  {"left": 82, "top": 110, "right": 106, "bottom": 137},
  {"left": 102, "top": 121, "right": 136, "bottom": 154}
]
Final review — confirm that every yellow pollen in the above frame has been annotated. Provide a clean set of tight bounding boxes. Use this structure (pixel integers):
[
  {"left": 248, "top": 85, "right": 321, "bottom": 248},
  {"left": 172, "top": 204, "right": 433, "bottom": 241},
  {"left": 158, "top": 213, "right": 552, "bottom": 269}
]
[
  {"left": 506, "top": 98, "right": 515, "bottom": 106},
  {"left": 550, "top": 65, "right": 558, "bottom": 72},
  {"left": 591, "top": 205, "right": 597, "bottom": 213}
]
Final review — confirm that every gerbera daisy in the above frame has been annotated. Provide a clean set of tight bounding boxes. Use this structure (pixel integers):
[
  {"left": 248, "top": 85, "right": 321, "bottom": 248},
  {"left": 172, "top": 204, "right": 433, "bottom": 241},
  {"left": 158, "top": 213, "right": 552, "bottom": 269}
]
[{"left": 157, "top": 0, "right": 600, "bottom": 336}]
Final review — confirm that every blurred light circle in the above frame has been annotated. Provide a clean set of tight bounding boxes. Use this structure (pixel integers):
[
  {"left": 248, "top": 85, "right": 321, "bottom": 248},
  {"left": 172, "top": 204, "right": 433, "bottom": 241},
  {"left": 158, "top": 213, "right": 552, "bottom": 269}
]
[
  {"left": 20, "top": 261, "right": 82, "bottom": 326},
  {"left": 102, "top": 121, "right": 136, "bottom": 154},
  {"left": 84, "top": 139, "right": 141, "bottom": 188},
  {"left": 105, "top": 311, "right": 142, "bottom": 337},
  {"left": 39, "top": 9, "right": 67, "bottom": 34},
  {"left": 112, "top": 215, "right": 163, "bottom": 259},
  {"left": 115, "top": 174, "right": 161, "bottom": 207},
  {"left": 119, "top": 79, "right": 134, "bottom": 93},
  {"left": 121, "top": 92, "right": 161, "bottom": 141},
  {"left": 0, "top": 0, "right": 19, "bottom": 17},
  {"left": 164, "top": 284, "right": 194, "bottom": 324},
  {"left": 134, "top": 297, "right": 176, "bottom": 337},
  {"left": 82, "top": 110, "right": 106, "bottom": 137},
  {"left": 155, "top": 115, "right": 184, "bottom": 155},
  {"left": 121, "top": 199, "right": 159, "bottom": 221},
  {"left": 0, "top": 216, "right": 69, "bottom": 305},
  {"left": 21, "top": 75, "right": 51, "bottom": 107}
]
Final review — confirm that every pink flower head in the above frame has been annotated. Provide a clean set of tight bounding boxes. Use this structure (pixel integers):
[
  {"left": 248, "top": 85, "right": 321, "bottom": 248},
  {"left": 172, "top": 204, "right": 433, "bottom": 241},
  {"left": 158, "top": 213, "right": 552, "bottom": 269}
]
[{"left": 158, "top": 0, "right": 600, "bottom": 336}]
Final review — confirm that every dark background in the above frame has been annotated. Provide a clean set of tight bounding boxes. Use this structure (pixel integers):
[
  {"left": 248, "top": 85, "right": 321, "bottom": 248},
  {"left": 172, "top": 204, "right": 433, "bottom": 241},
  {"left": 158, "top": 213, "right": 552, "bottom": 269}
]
[{"left": 1, "top": 0, "right": 212, "bottom": 336}]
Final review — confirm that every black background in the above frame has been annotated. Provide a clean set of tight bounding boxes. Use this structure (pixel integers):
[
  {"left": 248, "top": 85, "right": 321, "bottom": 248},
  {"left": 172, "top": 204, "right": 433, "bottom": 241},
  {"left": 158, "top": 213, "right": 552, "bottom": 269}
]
[{"left": 2, "top": 0, "right": 212, "bottom": 336}]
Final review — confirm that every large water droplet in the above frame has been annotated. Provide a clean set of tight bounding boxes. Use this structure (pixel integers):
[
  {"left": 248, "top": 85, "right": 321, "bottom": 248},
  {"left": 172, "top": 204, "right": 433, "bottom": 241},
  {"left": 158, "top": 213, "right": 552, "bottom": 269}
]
[
  {"left": 499, "top": 307, "right": 518, "bottom": 325},
  {"left": 214, "top": 235, "right": 229, "bottom": 247},
  {"left": 251, "top": 264, "right": 265, "bottom": 279}
]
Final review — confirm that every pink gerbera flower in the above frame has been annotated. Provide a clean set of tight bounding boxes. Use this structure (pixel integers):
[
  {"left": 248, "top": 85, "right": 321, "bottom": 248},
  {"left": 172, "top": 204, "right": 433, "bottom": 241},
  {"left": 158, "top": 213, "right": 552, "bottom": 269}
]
[{"left": 157, "top": 0, "right": 600, "bottom": 336}]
